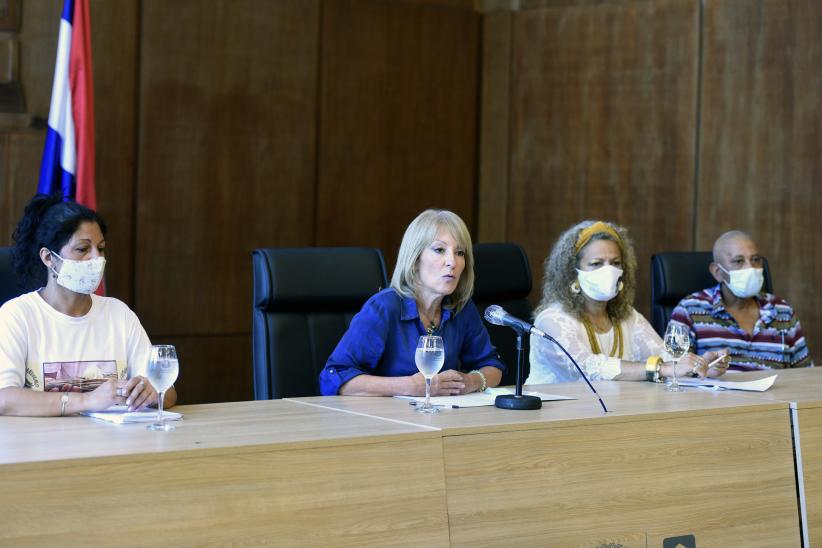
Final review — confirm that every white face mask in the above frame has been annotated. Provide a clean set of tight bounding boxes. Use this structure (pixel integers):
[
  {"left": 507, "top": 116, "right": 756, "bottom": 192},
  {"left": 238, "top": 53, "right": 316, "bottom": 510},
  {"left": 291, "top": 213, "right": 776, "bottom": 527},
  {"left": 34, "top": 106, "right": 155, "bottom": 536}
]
[
  {"left": 576, "top": 265, "right": 623, "bottom": 302},
  {"left": 49, "top": 250, "right": 106, "bottom": 295},
  {"left": 718, "top": 265, "right": 763, "bottom": 298}
]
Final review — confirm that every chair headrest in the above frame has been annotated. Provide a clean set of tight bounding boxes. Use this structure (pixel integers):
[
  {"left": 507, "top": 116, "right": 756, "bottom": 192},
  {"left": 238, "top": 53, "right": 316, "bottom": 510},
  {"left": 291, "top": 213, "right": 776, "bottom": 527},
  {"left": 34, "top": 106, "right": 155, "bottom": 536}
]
[
  {"left": 651, "top": 252, "right": 715, "bottom": 305},
  {"left": 651, "top": 251, "right": 773, "bottom": 306},
  {"left": 472, "top": 243, "right": 532, "bottom": 301},
  {"left": 253, "top": 247, "right": 387, "bottom": 311}
]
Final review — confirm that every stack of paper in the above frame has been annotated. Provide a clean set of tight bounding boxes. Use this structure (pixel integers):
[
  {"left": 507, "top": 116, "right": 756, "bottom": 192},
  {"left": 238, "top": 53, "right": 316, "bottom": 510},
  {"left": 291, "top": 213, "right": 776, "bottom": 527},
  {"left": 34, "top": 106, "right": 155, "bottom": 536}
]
[
  {"left": 82, "top": 405, "right": 183, "bottom": 424},
  {"left": 677, "top": 374, "right": 777, "bottom": 392}
]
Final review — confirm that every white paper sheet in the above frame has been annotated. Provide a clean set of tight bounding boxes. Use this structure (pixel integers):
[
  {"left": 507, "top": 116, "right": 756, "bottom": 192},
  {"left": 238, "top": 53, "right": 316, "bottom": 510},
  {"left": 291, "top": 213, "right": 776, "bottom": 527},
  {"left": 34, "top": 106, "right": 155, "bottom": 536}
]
[
  {"left": 82, "top": 405, "right": 183, "bottom": 424},
  {"left": 676, "top": 374, "right": 777, "bottom": 392},
  {"left": 395, "top": 387, "right": 575, "bottom": 408}
]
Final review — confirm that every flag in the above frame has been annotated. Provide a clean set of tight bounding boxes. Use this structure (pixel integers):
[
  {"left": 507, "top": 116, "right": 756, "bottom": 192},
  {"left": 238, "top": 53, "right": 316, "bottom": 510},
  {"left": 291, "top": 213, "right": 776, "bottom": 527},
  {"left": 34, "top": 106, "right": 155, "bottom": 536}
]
[
  {"left": 38, "top": 0, "right": 96, "bottom": 210},
  {"left": 38, "top": 0, "right": 103, "bottom": 295}
]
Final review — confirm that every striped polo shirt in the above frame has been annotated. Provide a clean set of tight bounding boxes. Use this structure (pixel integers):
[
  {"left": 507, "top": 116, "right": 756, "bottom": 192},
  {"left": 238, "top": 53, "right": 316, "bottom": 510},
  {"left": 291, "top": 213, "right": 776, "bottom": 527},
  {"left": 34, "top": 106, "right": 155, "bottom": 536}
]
[{"left": 670, "top": 284, "right": 812, "bottom": 371}]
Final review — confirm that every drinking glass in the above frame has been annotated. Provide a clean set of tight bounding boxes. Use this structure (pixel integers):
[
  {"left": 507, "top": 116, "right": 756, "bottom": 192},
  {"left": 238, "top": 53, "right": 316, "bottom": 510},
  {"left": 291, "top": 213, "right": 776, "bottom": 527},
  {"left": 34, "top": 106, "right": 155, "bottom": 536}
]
[
  {"left": 415, "top": 335, "right": 445, "bottom": 413},
  {"left": 663, "top": 323, "right": 690, "bottom": 393},
  {"left": 146, "top": 345, "right": 179, "bottom": 431}
]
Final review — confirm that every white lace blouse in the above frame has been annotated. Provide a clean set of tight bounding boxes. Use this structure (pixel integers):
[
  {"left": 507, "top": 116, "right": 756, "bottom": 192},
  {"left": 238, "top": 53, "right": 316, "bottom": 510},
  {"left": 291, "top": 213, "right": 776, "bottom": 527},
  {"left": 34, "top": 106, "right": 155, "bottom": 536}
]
[{"left": 527, "top": 302, "right": 669, "bottom": 384}]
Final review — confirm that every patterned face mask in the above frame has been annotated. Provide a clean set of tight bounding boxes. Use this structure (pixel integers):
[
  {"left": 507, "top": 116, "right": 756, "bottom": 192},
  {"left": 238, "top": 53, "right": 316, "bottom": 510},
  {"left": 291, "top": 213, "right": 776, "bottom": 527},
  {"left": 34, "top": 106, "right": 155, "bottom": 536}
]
[
  {"left": 718, "top": 265, "right": 763, "bottom": 298},
  {"left": 49, "top": 250, "right": 106, "bottom": 294}
]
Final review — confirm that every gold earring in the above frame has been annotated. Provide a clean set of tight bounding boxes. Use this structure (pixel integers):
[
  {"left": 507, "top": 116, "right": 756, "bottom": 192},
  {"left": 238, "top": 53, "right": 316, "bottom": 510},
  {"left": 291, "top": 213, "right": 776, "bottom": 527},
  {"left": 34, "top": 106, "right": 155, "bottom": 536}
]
[{"left": 571, "top": 281, "right": 581, "bottom": 295}]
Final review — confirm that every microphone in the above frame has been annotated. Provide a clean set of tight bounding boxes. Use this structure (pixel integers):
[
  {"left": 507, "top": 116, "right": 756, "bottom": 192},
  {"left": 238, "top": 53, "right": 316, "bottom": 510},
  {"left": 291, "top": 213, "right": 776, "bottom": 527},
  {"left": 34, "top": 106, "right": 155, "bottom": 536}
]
[
  {"left": 483, "top": 305, "right": 609, "bottom": 413},
  {"left": 484, "top": 305, "right": 548, "bottom": 339}
]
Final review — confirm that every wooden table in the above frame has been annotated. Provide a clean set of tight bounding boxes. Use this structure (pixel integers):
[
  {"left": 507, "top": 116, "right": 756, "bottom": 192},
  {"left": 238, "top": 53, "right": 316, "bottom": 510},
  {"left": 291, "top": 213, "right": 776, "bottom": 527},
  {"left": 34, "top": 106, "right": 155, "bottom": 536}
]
[
  {"left": 293, "top": 381, "right": 801, "bottom": 547},
  {"left": 2, "top": 377, "right": 812, "bottom": 547},
  {"left": 0, "top": 400, "right": 450, "bottom": 547},
  {"left": 721, "top": 367, "right": 822, "bottom": 548}
]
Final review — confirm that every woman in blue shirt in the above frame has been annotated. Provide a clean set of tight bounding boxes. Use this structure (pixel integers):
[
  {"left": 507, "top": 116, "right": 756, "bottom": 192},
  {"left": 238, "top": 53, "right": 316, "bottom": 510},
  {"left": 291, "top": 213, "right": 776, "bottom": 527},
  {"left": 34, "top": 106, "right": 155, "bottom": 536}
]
[{"left": 319, "top": 209, "right": 505, "bottom": 396}]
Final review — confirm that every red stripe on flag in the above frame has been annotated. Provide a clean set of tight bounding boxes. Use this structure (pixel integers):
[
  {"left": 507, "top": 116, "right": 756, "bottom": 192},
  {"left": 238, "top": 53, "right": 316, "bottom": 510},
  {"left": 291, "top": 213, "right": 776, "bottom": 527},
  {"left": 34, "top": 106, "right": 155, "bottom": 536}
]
[
  {"left": 70, "top": 0, "right": 96, "bottom": 211},
  {"left": 69, "top": 0, "right": 104, "bottom": 295}
]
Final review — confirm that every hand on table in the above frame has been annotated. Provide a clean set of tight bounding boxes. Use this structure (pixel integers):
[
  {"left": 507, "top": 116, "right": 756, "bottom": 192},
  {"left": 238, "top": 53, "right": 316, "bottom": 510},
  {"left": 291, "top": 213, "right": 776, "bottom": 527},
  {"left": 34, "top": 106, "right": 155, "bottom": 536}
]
[{"left": 413, "top": 370, "right": 466, "bottom": 396}]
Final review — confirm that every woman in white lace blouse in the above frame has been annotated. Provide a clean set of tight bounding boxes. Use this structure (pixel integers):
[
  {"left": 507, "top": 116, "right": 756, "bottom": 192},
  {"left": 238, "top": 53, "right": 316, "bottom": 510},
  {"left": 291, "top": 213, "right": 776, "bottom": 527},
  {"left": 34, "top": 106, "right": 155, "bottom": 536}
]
[{"left": 527, "top": 221, "right": 729, "bottom": 384}]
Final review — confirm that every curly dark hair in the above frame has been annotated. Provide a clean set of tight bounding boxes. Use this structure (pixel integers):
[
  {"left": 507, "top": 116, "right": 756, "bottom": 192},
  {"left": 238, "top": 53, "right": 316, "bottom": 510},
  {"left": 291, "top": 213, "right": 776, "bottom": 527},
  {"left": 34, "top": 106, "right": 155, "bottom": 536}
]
[
  {"left": 12, "top": 194, "right": 107, "bottom": 291},
  {"left": 534, "top": 220, "right": 636, "bottom": 323}
]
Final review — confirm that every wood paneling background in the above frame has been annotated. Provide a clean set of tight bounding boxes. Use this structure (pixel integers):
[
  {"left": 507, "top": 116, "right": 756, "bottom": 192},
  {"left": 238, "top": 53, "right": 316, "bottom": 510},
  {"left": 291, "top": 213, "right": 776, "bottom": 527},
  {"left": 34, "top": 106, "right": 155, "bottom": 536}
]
[
  {"left": 1, "top": 0, "right": 60, "bottom": 242},
  {"left": 506, "top": 0, "right": 700, "bottom": 318},
  {"left": 316, "top": 0, "right": 480, "bottom": 269},
  {"left": 0, "top": 0, "right": 818, "bottom": 403},
  {"left": 697, "top": 0, "right": 822, "bottom": 350},
  {"left": 134, "top": 0, "right": 321, "bottom": 401},
  {"left": 89, "top": 0, "right": 138, "bottom": 304}
]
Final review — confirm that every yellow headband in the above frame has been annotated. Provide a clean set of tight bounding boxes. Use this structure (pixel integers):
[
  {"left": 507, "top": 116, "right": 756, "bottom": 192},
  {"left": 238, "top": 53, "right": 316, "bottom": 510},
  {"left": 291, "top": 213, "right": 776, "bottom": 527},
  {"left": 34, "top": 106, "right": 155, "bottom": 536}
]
[{"left": 574, "top": 221, "right": 622, "bottom": 254}]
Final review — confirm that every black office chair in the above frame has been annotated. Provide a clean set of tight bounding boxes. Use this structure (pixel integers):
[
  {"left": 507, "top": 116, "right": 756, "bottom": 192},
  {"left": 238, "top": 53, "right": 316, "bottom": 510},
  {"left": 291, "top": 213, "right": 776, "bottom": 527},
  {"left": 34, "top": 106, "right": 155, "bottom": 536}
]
[
  {"left": 472, "top": 242, "right": 533, "bottom": 386},
  {"left": 650, "top": 252, "right": 772, "bottom": 337},
  {"left": 0, "top": 247, "right": 26, "bottom": 307},
  {"left": 251, "top": 247, "right": 389, "bottom": 400}
]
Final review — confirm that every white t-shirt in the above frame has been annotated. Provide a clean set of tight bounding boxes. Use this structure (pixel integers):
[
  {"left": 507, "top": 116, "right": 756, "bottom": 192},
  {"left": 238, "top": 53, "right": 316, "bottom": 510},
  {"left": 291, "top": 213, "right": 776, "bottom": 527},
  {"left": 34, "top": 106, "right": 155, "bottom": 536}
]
[
  {"left": 527, "top": 302, "right": 671, "bottom": 384},
  {"left": 0, "top": 291, "right": 151, "bottom": 392}
]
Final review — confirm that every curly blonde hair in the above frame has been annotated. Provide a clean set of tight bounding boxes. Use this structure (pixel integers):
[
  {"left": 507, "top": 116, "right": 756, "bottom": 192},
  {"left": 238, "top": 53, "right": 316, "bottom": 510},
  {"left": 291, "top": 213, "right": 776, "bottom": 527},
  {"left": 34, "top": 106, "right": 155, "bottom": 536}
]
[
  {"left": 390, "top": 209, "right": 474, "bottom": 313},
  {"left": 534, "top": 220, "right": 636, "bottom": 322}
]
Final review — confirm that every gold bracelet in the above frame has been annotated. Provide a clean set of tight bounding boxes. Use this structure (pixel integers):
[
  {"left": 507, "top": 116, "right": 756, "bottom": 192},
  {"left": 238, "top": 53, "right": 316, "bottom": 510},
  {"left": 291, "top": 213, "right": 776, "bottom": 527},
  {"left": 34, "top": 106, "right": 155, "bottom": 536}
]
[
  {"left": 470, "top": 370, "right": 488, "bottom": 392},
  {"left": 645, "top": 356, "right": 663, "bottom": 383}
]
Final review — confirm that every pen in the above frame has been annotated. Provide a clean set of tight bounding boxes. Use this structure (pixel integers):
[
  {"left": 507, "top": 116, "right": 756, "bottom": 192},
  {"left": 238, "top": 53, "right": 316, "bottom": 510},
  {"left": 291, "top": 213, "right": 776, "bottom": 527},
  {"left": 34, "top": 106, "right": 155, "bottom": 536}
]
[
  {"left": 408, "top": 401, "right": 460, "bottom": 409},
  {"left": 706, "top": 353, "right": 728, "bottom": 369}
]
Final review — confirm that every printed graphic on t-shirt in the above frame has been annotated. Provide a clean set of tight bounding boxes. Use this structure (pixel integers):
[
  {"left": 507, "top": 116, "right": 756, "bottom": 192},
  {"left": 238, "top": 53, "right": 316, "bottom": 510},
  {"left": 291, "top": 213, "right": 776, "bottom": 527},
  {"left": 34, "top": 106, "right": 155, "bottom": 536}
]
[
  {"left": 25, "top": 366, "right": 40, "bottom": 389},
  {"left": 42, "top": 360, "right": 119, "bottom": 392}
]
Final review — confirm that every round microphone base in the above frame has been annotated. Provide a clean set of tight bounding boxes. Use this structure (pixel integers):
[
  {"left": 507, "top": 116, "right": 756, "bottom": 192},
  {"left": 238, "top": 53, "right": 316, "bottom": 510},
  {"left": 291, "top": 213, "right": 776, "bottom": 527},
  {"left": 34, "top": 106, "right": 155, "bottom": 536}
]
[{"left": 494, "top": 394, "right": 542, "bottom": 410}]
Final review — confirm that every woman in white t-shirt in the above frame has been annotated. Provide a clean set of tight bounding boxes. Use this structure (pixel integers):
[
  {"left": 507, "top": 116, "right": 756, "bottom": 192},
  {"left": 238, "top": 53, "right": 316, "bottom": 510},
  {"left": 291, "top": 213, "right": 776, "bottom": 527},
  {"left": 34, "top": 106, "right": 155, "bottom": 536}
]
[
  {"left": 0, "top": 194, "right": 177, "bottom": 416},
  {"left": 527, "top": 220, "right": 730, "bottom": 385}
]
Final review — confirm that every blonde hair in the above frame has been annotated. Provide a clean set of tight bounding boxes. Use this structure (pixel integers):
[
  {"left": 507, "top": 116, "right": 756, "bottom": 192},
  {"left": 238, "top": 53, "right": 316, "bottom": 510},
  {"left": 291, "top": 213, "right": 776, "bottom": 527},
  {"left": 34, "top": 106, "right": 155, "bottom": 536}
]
[
  {"left": 535, "top": 220, "right": 636, "bottom": 323},
  {"left": 390, "top": 209, "right": 474, "bottom": 312}
]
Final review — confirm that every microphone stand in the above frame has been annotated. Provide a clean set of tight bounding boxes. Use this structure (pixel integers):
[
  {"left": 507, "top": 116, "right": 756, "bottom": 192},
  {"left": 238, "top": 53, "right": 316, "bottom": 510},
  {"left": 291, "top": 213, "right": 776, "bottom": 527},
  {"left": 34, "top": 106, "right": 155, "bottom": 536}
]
[
  {"left": 484, "top": 304, "right": 608, "bottom": 413},
  {"left": 495, "top": 331, "right": 542, "bottom": 410}
]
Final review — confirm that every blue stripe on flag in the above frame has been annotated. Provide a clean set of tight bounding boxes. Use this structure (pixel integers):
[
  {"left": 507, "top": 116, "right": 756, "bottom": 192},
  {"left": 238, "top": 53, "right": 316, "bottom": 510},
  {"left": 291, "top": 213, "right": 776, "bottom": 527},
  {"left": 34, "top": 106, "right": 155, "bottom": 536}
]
[
  {"left": 38, "top": 128, "right": 76, "bottom": 200},
  {"left": 62, "top": 0, "right": 75, "bottom": 23}
]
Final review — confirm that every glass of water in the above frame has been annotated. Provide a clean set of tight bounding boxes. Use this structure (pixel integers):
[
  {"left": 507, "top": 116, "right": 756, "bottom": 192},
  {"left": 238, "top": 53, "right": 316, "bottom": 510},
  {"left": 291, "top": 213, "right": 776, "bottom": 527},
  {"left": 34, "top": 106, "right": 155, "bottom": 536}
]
[
  {"left": 146, "top": 344, "right": 179, "bottom": 431},
  {"left": 663, "top": 323, "right": 690, "bottom": 393},
  {"left": 415, "top": 335, "right": 445, "bottom": 413}
]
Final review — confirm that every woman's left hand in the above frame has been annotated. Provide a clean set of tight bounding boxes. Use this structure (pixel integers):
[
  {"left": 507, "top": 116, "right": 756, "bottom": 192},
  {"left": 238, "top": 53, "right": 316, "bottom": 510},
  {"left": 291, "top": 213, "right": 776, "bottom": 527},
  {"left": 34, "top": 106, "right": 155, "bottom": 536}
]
[
  {"left": 120, "top": 376, "right": 157, "bottom": 411},
  {"left": 452, "top": 372, "right": 484, "bottom": 395}
]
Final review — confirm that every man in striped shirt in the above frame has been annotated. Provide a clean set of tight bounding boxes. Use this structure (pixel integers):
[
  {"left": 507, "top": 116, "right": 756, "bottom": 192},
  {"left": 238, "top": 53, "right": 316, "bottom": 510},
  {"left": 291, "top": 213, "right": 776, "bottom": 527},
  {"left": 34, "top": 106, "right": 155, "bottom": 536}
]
[{"left": 670, "top": 230, "right": 812, "bottom": 371}]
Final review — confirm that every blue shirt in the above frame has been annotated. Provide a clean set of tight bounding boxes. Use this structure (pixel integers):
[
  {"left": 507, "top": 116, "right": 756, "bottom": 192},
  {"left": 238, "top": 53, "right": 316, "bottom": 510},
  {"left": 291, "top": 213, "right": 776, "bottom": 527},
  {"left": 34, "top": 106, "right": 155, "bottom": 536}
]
[{"left": 319, "top": 288, "right": 505, "bottom": 395}]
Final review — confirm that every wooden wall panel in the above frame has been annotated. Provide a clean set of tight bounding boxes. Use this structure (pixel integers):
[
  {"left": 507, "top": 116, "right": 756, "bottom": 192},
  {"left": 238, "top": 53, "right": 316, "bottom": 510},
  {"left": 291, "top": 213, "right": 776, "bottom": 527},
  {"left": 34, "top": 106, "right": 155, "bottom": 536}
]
[
  {"left": 0, "top": 131, "right": 44, "bottom": 245},
  {"left": 698, "top": 0, "right": 821, "bottom": 361},
  {"left": 0, "top": 0, "right": 59, "bottom": 245},
  {"left": 477, "top": 10, "right": 512, "bottom": 243},
  {"left": 152, "top": 334, "right": 253, "bottom": 404},
  {"left": 135, "top": 0, "right": 320, "bottom": 336},
  {"left": 507, "top": 0, "right": 700, "bottom": 317},
  {"left": 89, "top": 0, "right": 138, "bottom": 304},
  {"left": 316, "top": 0, "right": 481, "bottom": 268},
  {"left": 17, "top": 0, "right": 61, "bottom": 120}
]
